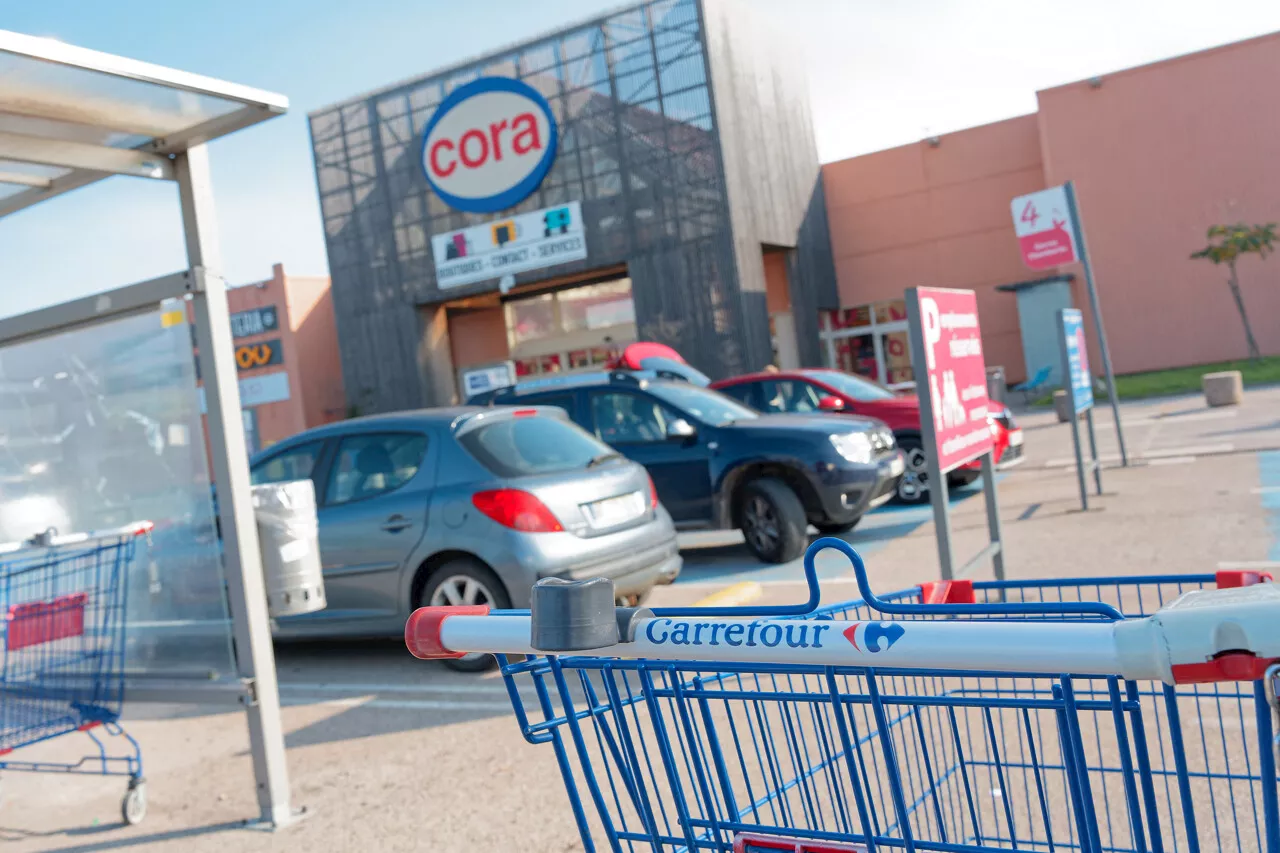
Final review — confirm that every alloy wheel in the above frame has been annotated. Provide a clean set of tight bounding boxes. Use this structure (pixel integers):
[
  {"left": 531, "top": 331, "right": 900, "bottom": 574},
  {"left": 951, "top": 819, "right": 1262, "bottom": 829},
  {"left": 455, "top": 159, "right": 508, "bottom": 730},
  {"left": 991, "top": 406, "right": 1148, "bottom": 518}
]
[
  {"left": 897, "top": 447, "right": 930, "bottom": 502},
  {"left": 743, "top": 495, "right": 780, "bottom": 555},
  {"left": 430, "top": 575, "right": 494, "bottom": 608}
]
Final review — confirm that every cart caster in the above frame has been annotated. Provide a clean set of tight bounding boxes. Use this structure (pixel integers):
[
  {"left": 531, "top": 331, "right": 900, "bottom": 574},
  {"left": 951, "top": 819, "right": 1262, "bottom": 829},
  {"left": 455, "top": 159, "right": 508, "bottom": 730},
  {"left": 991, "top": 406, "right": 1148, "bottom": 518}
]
[{"left": 122, "top": 778, "right": 146, "bottom": 825}]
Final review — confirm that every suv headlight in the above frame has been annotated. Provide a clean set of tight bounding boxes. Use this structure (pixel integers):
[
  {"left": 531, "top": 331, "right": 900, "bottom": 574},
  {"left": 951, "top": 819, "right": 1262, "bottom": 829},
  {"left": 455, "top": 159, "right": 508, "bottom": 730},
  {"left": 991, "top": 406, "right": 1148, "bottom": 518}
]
[{"left": 830, "top": 432, "right": 874, "bottom": 465}]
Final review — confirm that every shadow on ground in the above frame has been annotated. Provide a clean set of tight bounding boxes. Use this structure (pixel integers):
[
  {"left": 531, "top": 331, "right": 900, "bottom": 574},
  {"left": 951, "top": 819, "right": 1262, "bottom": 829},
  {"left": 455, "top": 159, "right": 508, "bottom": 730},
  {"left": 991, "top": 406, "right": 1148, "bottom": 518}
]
[{"left": 5, "top": 819, "right": 251, "bottom": 852}]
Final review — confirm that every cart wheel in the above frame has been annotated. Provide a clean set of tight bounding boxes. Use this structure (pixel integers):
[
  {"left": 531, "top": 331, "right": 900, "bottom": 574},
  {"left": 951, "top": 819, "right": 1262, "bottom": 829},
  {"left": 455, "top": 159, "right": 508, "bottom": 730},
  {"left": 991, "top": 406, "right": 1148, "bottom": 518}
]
[{"left": 122, "top": 779, "right": 147, "bottom": 825}]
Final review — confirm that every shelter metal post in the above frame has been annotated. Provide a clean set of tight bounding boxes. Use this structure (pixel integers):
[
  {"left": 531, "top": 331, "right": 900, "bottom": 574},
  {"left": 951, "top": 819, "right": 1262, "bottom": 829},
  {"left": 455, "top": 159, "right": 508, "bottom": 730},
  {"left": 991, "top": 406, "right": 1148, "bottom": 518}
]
[{"left": 177, "top": 146, "right": 294, "bottom": 828}]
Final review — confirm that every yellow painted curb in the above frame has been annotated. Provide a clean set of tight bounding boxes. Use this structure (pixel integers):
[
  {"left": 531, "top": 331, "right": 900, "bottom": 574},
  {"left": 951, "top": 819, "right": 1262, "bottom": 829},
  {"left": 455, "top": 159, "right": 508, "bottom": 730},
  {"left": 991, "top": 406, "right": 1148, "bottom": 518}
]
[{"left": 692, "top": 581, "right": 763, "bottom": 609}]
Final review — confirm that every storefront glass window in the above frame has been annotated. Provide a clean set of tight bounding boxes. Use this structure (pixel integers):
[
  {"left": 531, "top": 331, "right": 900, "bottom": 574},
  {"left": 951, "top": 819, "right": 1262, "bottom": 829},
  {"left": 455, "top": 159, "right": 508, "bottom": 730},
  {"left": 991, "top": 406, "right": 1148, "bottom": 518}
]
[
  {"left": 875, "top": 299, "right": 908, "bottom": 324},
  {"left": 820, "top": 300, "right": 915, "bottom": 390},
  {"left": 833, "top": 334, "right": 879, "bottom": 381},
  {"left": 505, "top": 293, "right": 556, "bottom": 348},
  {"left": 882, "top": 329, "right": 913, "bottom": 386},
  {"left": 560, "top": 280, "right": 635, "bottom": 332}
]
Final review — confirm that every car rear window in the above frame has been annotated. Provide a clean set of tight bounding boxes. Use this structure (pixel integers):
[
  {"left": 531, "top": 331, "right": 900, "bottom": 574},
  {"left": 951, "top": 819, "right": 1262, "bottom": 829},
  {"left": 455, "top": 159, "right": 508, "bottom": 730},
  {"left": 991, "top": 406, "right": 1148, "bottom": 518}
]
[{"left": 457, "top": 413, "right": 615, "bottom": 478}]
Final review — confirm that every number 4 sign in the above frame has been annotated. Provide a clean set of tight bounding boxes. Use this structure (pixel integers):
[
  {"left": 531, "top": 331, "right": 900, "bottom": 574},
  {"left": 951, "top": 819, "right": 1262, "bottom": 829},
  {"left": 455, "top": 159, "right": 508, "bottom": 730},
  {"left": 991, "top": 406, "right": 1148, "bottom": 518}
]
[{"left": 1011, "top": 186, "right": 1079, "bottom": 270}]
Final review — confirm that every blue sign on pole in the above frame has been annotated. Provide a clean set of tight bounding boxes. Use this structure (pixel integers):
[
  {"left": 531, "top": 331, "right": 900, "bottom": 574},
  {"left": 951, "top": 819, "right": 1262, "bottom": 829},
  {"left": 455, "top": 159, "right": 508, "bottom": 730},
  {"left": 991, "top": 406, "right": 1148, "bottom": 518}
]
[{"left": 1061, "top": 308, "right": 1093, "bottom": 413}]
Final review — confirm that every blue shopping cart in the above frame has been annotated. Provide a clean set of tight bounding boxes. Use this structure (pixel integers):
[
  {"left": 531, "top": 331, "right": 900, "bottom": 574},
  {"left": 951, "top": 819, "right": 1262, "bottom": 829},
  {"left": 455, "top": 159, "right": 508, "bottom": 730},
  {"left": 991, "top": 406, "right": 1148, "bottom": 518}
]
[
  {"left": 0, "top": 523, "right": 150, "bottom": 825},
  {"left": 407, "top": 538, "right": 1280, "bottom": 853}
]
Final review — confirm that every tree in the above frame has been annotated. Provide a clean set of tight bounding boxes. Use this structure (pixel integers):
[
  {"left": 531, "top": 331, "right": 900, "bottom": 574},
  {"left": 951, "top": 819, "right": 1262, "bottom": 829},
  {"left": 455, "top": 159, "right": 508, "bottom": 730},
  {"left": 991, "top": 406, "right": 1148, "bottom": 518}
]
[{"left": 1190, "top": 222, "right": 1276, "bottom": 360}]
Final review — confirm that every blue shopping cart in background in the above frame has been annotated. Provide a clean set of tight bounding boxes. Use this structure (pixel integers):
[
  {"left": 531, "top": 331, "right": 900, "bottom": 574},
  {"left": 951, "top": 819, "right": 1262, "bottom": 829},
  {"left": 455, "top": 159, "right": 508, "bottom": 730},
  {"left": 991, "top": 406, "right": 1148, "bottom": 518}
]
[
  {"left": 409, "top": 538, "right": 1280, "bottom": 853},
  {"left": 0, "top": 523, "right": 150, "bottom": 825}
]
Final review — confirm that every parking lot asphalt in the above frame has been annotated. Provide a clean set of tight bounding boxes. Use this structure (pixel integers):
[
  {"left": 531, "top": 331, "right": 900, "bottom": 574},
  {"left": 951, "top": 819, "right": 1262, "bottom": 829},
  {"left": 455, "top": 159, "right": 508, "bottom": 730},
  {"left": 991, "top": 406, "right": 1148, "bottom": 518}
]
[{"left": 3, "top": 388, "right": 1279, "bottom": 852}]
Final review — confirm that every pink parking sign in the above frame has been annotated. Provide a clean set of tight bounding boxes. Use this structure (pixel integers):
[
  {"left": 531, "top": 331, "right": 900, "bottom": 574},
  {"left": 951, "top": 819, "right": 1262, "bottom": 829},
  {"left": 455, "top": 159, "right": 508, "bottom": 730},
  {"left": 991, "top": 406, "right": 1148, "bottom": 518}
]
[
  {"left": 911, "top": 287, "right": 993, "bottom": 473},
  {"left": 1011, "top": 186, "right": 1080, "bottom": 271}
]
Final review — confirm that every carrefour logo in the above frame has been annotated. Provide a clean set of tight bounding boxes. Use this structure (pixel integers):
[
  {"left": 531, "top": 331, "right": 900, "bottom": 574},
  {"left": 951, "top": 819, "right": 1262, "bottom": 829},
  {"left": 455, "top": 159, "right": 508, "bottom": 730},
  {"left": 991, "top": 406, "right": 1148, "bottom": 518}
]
[
  {"left": 644, "top": 619, "right": 834, "bottom": 649},
  {"left": 639, "top": 618, "right": 907, "bottom": 655},
  {"left": 420, "top": 77, "right": 558, "bottom": 214},
  {"left": 843, "top": 622, "right": 905, "bottom": 653}
]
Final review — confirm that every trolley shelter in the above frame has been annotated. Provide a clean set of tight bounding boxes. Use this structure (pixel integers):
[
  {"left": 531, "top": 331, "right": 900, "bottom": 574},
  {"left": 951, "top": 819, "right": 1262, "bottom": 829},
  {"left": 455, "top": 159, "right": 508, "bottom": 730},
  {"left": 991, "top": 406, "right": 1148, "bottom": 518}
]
[{"left": 0, "top": 31, "right": 296, "bottom": 827}]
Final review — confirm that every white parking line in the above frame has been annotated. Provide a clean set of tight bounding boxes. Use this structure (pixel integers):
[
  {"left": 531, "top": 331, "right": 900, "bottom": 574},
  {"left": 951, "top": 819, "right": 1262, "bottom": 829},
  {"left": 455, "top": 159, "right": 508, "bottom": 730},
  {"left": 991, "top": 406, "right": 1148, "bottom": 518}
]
[
  {"left": 283, "top": 696, "right": 514, "bottom": 712},
  {"left": 1145, "top": 443, "right": 1234, "bottom": 458},
  {"left": 1045, "top": 454, "right": 1121, "bottom": 468},
  {"left": 1251, "top": 486, "right": 1280, "bottom": 494},
  {"left": 1044, "top": 442, "right": 1234, "bottom": 468},
  {"left": 1091, "top": 410, "right": 1239, "bottom": 429},
  {"left": 277, "top": 680, "right": 540, "bottom": 713},
  {"left": 1147, "top": 456, "right": 1197, "bottom": 466},
  {"left": 1217, "top": 560, "right": 1280, "bottom": 571},
  {"left": 1156, "top": 409, "right": 1239, "bottom": 423},
  {"left": 278, "top": 681, "right": 512, "bottom": 695}
]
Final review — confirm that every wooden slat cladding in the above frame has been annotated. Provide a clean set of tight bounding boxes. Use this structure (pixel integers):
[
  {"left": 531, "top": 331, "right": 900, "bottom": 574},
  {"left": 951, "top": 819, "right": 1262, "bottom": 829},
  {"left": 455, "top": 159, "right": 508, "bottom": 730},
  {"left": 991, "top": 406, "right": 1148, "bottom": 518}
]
[{"left": 699, "top": 0, "right": 837, "bottom": 367}]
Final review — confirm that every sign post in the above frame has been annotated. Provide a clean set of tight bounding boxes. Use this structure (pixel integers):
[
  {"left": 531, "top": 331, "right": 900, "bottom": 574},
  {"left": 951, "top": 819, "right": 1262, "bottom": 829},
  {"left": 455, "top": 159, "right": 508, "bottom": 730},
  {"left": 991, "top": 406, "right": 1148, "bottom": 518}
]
[
  {"left": 905, "top": 287, "right": 1005, "bottom": 582},
  {"left": 1057, "top": 308, "right": 1102, "bottom": 510},
  {"left": 1011, "top": 183, "right": 1128, "bottom": 466}
]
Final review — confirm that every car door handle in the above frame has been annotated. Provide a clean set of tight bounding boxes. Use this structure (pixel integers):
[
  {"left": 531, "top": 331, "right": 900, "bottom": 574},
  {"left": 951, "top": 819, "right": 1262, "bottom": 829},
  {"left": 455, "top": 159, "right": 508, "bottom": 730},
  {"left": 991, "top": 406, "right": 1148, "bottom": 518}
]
[{"left": 381, "top": 515, "right": 413, "bottom": 533}]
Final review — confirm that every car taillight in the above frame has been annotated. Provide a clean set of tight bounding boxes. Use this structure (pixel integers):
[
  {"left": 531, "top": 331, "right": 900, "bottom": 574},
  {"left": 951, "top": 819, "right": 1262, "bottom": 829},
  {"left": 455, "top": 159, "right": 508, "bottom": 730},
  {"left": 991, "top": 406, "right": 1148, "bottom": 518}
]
[
  {"left": 471, "top": 489, "right": 563, "bottom": 533},
  {"left": 647, "top": 474, "right": 658, "bottom": 510}
]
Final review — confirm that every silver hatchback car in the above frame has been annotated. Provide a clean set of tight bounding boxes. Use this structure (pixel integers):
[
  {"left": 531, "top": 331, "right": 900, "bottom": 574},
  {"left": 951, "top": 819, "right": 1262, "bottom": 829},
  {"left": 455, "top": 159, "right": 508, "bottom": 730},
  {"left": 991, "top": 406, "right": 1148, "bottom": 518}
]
[{"left": 250, "top": 406, "right": 681, "bottom": 669}]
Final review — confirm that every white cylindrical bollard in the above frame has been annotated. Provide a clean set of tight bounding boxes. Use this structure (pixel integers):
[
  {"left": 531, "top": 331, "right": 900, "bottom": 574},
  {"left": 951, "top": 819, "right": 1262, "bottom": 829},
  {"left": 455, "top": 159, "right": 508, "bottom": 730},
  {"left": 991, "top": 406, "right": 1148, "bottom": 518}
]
[{"left": 252, "top": 479, "right": 326, "bottom": 617}]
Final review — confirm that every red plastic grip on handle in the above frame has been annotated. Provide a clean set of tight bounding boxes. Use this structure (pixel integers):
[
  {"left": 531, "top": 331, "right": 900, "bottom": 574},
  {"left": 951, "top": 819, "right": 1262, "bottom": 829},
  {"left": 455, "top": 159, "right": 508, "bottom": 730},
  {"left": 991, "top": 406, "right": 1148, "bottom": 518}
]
[
  {"left": 405, "top": 605, "right": 489, "bottom": 660},
  {"left": 1216, "top": 570, "right": 1274, "bottom": 589}
]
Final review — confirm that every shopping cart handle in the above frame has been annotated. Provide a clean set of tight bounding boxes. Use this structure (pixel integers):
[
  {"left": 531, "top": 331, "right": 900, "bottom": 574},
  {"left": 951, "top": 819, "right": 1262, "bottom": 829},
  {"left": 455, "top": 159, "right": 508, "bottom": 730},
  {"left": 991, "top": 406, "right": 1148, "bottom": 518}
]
[{"left": 811, "top": 536, "right": 1125, "bottom": 621}]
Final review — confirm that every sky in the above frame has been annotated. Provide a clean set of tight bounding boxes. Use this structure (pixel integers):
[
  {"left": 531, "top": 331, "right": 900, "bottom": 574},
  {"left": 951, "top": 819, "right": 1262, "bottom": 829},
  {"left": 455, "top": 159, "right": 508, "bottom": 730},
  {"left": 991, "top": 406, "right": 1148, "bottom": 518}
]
[{"left": 3, "top": 0, "right": 1280, "bottom": 319}]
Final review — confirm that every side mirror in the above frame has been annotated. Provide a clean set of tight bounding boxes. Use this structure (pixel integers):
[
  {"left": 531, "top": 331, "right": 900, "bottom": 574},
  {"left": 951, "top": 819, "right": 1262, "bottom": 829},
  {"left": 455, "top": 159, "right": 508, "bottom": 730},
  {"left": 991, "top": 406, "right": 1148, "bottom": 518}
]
[
  {"left": 817, "top": 395, "right": 845, "bottom": 412},
  {"left": 666, "top": 418, "right": 697, "bottom": 440}
]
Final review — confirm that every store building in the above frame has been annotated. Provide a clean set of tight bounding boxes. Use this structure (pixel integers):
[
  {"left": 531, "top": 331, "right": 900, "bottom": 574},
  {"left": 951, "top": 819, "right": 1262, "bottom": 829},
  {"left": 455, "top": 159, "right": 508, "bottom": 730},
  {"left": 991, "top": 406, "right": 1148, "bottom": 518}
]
[
  {"left": 310, "top": 0, "right": 836, "bottom": 411},
  {"left": 197, "top": 264, "right": 346, "bottom": 454},
  {"left": 823, "top": 30, "right": 1280, "bottom": 387}
]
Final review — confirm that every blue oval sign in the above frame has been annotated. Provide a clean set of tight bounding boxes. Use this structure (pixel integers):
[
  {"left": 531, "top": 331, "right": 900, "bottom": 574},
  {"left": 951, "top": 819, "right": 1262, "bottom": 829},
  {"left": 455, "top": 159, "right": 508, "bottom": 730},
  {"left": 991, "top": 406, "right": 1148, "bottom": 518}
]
[{"left": 420, "top": 77, "right": 558, "bottom": 214}]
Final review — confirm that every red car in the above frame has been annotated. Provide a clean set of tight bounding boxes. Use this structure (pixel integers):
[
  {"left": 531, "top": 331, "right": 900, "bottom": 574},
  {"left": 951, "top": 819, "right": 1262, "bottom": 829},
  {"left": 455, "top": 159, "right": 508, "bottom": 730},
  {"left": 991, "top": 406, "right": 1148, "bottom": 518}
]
[{"left": 710, "top": 368, "right": 1024, "bottom": 504}]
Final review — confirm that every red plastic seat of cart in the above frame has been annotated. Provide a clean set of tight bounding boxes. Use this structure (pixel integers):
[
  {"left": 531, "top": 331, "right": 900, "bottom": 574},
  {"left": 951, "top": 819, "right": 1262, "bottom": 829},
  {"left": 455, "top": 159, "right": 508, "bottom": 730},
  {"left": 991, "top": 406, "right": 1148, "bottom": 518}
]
[{"left": 5, "top": 592, "right": 88, "bottom": 651}]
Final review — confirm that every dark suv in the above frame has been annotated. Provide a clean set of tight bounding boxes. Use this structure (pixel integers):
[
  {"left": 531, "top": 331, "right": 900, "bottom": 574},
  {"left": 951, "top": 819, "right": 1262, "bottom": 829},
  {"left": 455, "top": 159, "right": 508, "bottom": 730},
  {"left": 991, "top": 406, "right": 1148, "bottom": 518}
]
[{"left": 483, "top": 372, "right": 904, "bottom": 563}]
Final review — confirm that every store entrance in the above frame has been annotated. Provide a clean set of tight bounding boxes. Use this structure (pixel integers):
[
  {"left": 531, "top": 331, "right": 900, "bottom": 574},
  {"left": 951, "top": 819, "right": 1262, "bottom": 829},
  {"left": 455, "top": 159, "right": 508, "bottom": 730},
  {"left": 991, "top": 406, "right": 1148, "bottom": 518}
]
[
  {"left": 505, "top": 278, "right": 636, "bottom": 377},
  {"left": 444, "top": 271, "right": 637, "bottom": 399}
]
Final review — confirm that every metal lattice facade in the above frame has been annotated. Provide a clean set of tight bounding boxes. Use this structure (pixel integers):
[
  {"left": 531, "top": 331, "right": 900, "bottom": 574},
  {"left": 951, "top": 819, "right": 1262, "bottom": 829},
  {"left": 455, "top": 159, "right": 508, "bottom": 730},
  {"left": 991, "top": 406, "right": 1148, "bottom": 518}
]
[{"left": 310, "top": 0, "right": 829, "bottom": 411}]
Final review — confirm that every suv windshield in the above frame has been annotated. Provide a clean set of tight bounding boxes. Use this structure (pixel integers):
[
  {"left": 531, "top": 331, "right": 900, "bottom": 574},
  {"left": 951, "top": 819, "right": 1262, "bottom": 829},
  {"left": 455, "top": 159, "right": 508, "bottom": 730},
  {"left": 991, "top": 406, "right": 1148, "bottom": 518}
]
[
  {"left": 810, "top": 370, "right": 897, "bottom": 402},
  {"left": 647, "top": 382, "right": 758, "bottom": 426},
  {"left": 458, "top": 413, "right": 617, "bottom": 478}
]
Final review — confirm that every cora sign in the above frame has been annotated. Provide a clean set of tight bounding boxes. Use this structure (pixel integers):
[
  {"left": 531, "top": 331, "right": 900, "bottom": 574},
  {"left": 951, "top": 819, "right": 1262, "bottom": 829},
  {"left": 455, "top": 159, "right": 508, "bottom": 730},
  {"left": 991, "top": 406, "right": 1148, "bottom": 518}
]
[{"left": 420, "top": 77, "right": 558, "bottom": 214}]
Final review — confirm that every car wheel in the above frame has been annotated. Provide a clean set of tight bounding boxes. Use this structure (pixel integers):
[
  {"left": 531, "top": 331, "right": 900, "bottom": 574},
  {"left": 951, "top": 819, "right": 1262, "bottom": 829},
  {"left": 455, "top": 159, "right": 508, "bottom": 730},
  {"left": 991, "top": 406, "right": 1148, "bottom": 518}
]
[
  {"left": 419, "top": 558, "right": 510, "bottom": 673},
  {"left": 895, "top": 437, "right": 930, "bottom": 505},
  {"left": 948, "top": 470, "right": 981, "bottom": 488},
  {"left": 739, "top": 478, "right": 807, "bottom": 564},
  {"left": 814, "top": 516, "right": 862, "bottom": 535}
]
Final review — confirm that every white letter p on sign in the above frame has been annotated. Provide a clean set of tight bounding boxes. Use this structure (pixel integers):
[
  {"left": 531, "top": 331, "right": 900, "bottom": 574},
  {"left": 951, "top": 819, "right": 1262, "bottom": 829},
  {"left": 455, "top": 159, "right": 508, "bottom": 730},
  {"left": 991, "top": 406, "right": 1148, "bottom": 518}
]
[{"left": 921, "top": 297, "right": 941, "bottom": 370}]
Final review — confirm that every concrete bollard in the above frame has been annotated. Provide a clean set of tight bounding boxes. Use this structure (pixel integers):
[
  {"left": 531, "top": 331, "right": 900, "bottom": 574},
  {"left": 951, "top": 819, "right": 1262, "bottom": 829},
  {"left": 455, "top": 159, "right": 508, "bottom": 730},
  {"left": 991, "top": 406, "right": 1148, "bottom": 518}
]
[
  {"left": 1202, "top": 370, "right": 1243, "bottom": 407},
  {"left": 1054, "top": 389, "right": 1072, "bottom": 422}
]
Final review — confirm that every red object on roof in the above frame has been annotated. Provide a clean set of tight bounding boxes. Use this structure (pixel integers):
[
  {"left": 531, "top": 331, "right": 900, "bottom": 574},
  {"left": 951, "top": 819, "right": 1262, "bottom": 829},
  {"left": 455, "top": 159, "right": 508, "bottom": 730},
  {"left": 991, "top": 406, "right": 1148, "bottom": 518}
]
[{"left": 611, "top": 342, "right": 686, "bottom": 370}]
